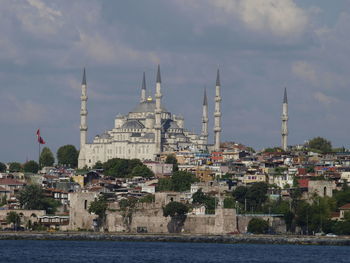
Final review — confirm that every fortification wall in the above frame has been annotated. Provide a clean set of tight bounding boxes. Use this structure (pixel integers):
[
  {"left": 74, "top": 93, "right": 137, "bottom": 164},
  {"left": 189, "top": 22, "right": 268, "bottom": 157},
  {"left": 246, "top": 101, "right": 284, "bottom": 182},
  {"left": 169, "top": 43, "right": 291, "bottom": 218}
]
[
  {"left": 68, "top": 192, "right": 98, "bottom": 230},
  {"left": 237, "top": 215, "right": 286, "bottom": 233}
]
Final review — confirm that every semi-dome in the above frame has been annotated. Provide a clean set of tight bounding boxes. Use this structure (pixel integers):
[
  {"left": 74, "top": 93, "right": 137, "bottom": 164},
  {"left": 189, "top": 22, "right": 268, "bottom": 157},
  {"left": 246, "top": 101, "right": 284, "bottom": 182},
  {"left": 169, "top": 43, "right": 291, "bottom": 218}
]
[
  {"left": 122, "top": 120, "right": 145, "bottom": 129},
  {"left": 131, "top": 100, "right": 167, "bottom": 113}
]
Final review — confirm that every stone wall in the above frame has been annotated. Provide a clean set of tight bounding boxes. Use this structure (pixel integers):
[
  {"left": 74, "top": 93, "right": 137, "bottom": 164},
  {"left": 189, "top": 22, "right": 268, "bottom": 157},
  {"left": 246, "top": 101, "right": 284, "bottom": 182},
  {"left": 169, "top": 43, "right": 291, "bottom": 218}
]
[
  {"left": 68, "top": 192, "right": 99, "bottom": 230},
  {"left": 0, "top": 209, "right": 45, "bottom": 228},
  {"left": 308, "top": 180, "right": 335, "bottom": 198},
  {"left": 237, "top": 215, "right": 286, "bottom": 233}
]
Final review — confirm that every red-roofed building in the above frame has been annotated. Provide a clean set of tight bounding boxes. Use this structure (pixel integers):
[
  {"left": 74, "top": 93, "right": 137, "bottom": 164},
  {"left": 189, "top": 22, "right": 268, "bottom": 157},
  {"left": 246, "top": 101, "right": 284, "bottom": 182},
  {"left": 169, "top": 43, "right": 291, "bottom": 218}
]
[
  {"left": 339, "top": 203, "right": 350, "bottom": 219},
  {"left": 298, "top": 178, "right": 309, "bottom": 188},
  {"left": 0, "top": 178, "right": 25, "bottom": 195}
]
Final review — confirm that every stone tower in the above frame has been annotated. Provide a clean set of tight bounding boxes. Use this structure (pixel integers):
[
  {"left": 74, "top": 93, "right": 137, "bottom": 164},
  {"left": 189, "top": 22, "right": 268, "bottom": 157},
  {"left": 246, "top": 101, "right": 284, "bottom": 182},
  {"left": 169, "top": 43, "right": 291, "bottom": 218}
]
[
  {"left": 154, "top": 65, "right": 162, "bottom": 154},
  {"left": 201, "top": 88, "right": 209, "bottom": 146},
  {"left": 141, "top": 72, "right": 146, "bottom": 102},
  {"left": 281, "top": 87, "right": 288, "bottom": 151},
  {"left": 214, "top": 69, "right": 222, "bottom": 151},
  {"left": 78, "top": 68, "right": 88, "bottom": 168}
]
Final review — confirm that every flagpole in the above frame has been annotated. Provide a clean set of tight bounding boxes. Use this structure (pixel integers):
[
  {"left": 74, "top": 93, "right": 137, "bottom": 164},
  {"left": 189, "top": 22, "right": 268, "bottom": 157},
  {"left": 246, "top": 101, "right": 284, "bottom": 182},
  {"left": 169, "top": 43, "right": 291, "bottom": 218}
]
[{"left": 38, "top": 141, "right": 41, "bottom": 168}]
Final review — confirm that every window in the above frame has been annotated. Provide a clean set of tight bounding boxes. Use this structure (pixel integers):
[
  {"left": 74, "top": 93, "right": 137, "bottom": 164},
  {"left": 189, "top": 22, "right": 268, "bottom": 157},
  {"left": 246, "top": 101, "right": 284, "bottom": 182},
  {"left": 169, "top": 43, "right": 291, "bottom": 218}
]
[{"left": 84, "top": 200, "right": 88, "bottom": 210}]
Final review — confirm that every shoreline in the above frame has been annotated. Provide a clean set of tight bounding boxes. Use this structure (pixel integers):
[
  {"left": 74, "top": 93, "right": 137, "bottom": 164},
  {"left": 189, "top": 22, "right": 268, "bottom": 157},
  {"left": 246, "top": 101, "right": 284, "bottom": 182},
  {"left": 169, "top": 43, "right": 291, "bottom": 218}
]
[{"left": 0, "top": 232, "right": 350, "bottom": 246}]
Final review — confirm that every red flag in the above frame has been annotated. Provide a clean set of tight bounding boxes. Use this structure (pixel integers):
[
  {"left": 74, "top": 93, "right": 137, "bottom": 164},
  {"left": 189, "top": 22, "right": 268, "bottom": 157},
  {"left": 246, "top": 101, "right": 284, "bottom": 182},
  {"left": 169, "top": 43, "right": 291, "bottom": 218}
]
[
  {"left": 36, "top": 129, "right": 45, "bottom": 144},
  {"left": 39, "top": 136, "right": 45, "bottom": 144}
]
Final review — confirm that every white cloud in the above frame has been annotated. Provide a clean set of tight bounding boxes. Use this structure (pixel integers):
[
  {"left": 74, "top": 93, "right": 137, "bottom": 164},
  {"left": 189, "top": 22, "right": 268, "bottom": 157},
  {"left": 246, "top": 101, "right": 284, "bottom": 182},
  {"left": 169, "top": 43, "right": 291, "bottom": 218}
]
[
  {"left": 313, "top": 92, "right": 338, "bottom": 106},
  {"left": 174, "top": 0, "right": 308, "bottom": 38},
  {"left": 292, "top": 61, "right": 317, "bottom": 84}
]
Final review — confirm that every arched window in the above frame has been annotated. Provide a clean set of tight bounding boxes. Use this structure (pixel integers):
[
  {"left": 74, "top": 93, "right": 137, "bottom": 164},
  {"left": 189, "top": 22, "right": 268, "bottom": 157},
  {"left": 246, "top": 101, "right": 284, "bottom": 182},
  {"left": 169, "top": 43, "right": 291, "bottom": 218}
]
[
  {"left": 324, "top": 186, "right": 327, "bottom": 197},
  {"left": 84, "top": 200, "right": 88, "bottom": 210}
]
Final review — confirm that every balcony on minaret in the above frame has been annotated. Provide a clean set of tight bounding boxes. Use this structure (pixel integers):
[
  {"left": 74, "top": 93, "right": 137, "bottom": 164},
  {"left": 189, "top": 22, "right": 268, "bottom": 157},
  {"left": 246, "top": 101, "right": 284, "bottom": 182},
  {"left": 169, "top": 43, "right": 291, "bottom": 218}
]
[
  {"left": 281, "top": 115, "right": 288, "bottom": 121},
  {"left": 214, "top": 112, "right": 221, "bottom": 117},
  {"left": 80, "top": 125, "right": 87, "bottom": 131},
  {"left": 80, "top": 109, "right": 88, "bottom": 115}
]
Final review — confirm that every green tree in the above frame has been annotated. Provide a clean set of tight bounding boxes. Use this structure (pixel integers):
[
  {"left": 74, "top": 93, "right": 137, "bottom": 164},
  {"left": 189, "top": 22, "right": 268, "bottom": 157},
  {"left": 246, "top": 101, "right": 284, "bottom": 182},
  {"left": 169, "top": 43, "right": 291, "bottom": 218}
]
[
  {"left": 165, "top": 154, "right": 179, "bottom": 172},
  {"left": 163, "top": 201, "right": 189, "bottom": 217},
  {"left": 223, "top": 197, "right": 235, "bottom": 208},
  {"left": 308, "top": 137, "right": 332, "bottom": 153},
  {"left": 233, "top": 186, "right": 248, "bottom": 205},
  {"left": 23, "top": 160, "right": 39, "bottom": 173},
  {"left": 18, "top": 184, "right": 60, "bottom": 214},
  {"left": 102, "top": 158, "right": 143, "bottom": 178},
  {"left": 131, "top": 164, "right": 154, "bottom": 178},
  {"left": 6, "top": 211, "right": 21, "bottom": 230},
  {"left": 192, "top": 189, "right": 217, "bottom": 214},
  {"left": 88, "top": 196, "right": 108, "bottom": 220},
  {"left": 39, "top": 147, "right": 55, "bottom": 167},
  {"left": 9, "top": 162, "right": 22, "bottom": 173},
  {"left": 247, "top": 218, "right": 269, "bottom": 234},
  {"left": 57, "top": 145, "right": 78, "bottom": 167},
  {"left": 156, "top": 178, "right": 173, "bottom": 191},
  {"left": 0, "top": 162, "right": 6, "bottom": 172},
  {"left": 93, "top": 161, "right": 103, "bottom": 170},
  {"left": 171, "top": 171, "right": 198, "bottom": 192}
]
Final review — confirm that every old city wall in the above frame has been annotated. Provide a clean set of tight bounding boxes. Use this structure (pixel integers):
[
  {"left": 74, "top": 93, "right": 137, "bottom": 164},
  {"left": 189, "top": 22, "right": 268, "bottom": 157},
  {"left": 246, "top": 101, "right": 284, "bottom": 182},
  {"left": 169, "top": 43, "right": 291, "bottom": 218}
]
[
  {"left": 308, "top": 180, "right": 335, "bottom": 198},
  {"left": 237, "top": 215, "right": 286, "bottom": 233},
  {"left": 69, "top": 192, "right": 238, "bottom": 234},
  {"left": 68, "top": 192, "right": 98, "bottom": 230},
  {"left": 0, "top": 209, "right": 45, "bottom": 228}
]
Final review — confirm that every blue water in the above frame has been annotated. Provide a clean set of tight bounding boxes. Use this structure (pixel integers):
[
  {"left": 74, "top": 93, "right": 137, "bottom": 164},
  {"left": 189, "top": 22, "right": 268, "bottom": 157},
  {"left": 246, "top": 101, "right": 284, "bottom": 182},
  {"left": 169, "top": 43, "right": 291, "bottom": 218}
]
[{"left": 0, "top": 240, "right": 349, "bottom": 262}]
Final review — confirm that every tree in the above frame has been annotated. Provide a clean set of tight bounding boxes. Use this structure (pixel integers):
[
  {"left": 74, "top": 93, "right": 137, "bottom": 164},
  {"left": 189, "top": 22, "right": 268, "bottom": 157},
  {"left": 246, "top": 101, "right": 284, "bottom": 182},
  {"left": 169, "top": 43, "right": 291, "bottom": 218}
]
[
  {"left": 308, "top": 137, "right": 332, "bottom": 153},
  {"left": 223, "top": 197, "right": 235, "bottom": 208},
  {"left": 165, "top": 154, "right": 179, "bottom": 172},
  {"left": 102, "top": 158, "right": 143, "bottom": 178},
  {"left": 57, "top": 145, "right": 78, "bottom": 167},
  {"left": 233, "top": 186, "right": 248, "bottom": 205},
  {"left": 192, "top": 189, "right": 217, "bottom": 214},
  {"left": 6, "top": 211, "right": 21, "bottom": 230},
  {"left": 18, "top": 184, "right": 60, "bottom": 214},
  {"left": 156, "top": 178, "right": 173, "bottom": 191},
  {"left": 171, "top": 171, "right": 198, "bottom": 192},
  {"left": 88, "top": 196, "right": 108, "bottom": 220},
  {"left": 39, "top": 147, "right": 55, "bottom": 167},
  {"left": 23, "top": 160, "right": 39, "bottom": 173},
  {"left": 0, "top": 162, "right": 6, "bottom": 172},
  {"left": 163, "top": 201, "right": 189, "bottom": 217},
  {"left": 131, "top": 165, "right": 154, "bottom": 178},
  {"left": 247, "top": 218, "right": 269, "bottom": 234},
  {"left": 9, "top": 162, "right": 22, "bottom": 173},
  {"left": 93, "top": 161, "right": 103, "bottom": 170},
  {"left": 233, "top": 183, "right": 268, "bottom": 212}
]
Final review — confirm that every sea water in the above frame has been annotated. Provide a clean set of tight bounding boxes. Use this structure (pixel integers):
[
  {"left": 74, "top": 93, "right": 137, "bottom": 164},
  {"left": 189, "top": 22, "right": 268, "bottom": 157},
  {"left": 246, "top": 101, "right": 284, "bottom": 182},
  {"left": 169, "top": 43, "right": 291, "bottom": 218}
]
[{"left": 1, "top": 240, "right": 349, "bottom": 262}]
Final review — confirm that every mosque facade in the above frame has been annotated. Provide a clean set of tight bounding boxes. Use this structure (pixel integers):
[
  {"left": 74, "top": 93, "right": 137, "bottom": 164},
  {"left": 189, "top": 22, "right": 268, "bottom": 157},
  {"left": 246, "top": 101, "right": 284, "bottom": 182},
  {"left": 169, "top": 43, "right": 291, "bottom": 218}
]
[{"left": 78, "top": 66, "right": 222, "bottom": 168}]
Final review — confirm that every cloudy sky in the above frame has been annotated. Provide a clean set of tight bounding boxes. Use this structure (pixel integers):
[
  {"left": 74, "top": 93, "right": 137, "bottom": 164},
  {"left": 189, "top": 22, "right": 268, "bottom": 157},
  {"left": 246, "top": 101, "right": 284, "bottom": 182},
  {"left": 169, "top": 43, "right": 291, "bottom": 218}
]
[{"left": 1, "top": 0, "right": 350, "bottom": 162}]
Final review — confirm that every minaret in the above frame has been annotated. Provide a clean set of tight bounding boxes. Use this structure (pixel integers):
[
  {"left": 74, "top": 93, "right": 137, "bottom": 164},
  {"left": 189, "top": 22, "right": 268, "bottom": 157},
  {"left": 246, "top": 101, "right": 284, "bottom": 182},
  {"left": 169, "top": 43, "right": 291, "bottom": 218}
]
[
  {"left": 201, "top": 88, "right": 209, "bottom": 146},
  {"left": 281, "top": 87, "right": 288, "bottom": 151},
  {"left": 154, "top": 65, "right": 162, "bottom": 154},
  {"left": 141, "top": 72, "right": 146, "bottom": 102},
  {"left": 78, "top": 68, "right": 88, "bottom": 168},
  {"left": 214, "top": 69, "right": 222, "bottom": 151}
]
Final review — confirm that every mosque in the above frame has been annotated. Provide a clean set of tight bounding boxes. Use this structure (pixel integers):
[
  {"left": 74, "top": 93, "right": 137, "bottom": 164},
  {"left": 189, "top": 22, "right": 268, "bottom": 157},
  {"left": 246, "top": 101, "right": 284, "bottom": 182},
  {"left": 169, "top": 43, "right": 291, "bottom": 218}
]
[{"left": 77, "top": 65, "right": 222, "bottom": 168}]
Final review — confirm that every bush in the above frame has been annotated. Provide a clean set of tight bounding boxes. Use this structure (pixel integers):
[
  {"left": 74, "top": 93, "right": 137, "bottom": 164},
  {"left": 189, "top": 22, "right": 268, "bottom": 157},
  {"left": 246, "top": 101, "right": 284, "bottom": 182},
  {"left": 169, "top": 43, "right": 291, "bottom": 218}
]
[{"left": 247, "top": 218, "right": 269, "bottom": 234}]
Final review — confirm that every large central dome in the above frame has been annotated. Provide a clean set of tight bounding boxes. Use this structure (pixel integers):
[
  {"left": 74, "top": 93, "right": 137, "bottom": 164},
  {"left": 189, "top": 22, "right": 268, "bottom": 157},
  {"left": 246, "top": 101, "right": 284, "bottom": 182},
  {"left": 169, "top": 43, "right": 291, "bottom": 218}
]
[{"left": 130, "top": 99, "right": 168, "bottom": 113}]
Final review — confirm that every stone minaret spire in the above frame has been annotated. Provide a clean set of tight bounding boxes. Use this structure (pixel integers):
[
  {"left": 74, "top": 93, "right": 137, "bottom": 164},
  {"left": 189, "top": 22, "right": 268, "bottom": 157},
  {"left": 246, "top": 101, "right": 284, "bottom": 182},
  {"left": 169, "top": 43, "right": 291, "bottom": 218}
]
[
  {"left": 141, "top": 72, "right": 146, "bottom": 102},
  {"left": 281, "top": 87, "right": 288, "bottom": 151},
  {"left": 201, "top": 88, "right": 209, "bottom": 146},
  {"left": 154, "top": 65, "right": 162, "bottom": 154},
  {"left": 78, "top": 68, "right": 88, "bottom": 168},
  {"left": 214, "top": 69, "right": 222, "bottom": 151}
]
